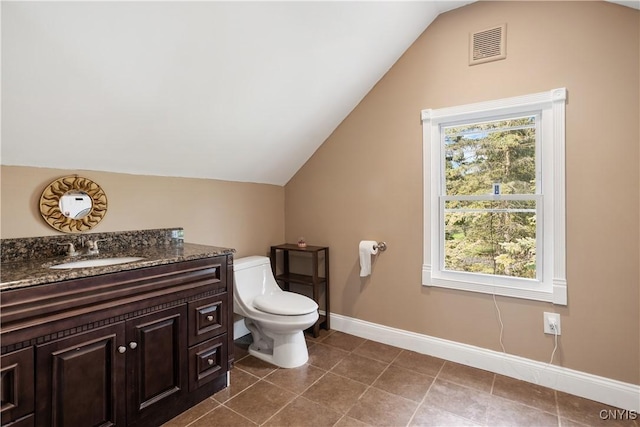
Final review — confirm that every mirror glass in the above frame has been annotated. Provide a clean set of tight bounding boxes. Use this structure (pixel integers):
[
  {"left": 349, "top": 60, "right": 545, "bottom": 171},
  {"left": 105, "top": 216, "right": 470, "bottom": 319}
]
[
  {"left": 59, "top": 191, "right": 93, "bottom": 219},
  {"left": 40, "top": 175, "right": 108, "bottom": 233}
]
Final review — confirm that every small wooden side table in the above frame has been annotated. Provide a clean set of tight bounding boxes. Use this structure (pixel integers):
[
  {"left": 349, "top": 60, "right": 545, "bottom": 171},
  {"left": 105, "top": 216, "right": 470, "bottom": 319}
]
[{"left": 270, "top": 244, "right": 329, "bottom": 337}]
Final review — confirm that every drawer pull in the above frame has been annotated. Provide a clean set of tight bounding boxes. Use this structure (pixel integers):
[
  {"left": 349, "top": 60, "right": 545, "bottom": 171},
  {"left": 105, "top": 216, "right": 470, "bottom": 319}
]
[
  {"left": 118, "top": 346, "right": 126, "bottom": 354},
  {"left": 129, "top": 342, "right": 138, "bottom": 349},
  {"left": 207, "top": 315, "right": 214, "bottom": 321},
  {"left": 207, "top": 358, "right": 214, "bottom": 366}
]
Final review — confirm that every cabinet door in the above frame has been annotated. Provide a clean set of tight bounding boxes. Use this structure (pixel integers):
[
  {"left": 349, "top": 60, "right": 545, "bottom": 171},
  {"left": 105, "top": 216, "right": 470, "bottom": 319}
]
[
  {"left": 35, "top": 323, "right": 126, "bottom": 427},
  {"left": 1, "top": 347, "right": 34, "bottom": 425},
  {"left": 126, "top": 305, "right": 187, "bottom": 424}
]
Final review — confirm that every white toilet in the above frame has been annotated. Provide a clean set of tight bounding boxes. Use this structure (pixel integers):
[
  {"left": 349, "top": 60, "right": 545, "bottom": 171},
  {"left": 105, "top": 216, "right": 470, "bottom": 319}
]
[{"left": 233, "top": 256, "right": 319, "bottom": 368}]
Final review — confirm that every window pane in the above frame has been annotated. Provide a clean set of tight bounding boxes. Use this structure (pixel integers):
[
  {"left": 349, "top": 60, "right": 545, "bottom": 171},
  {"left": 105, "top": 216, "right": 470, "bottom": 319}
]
[
  {"left": 444, "top": 116, "right": 536, "bottom": 196},
  {"left": 444, "top": 209, "right": 536, "bottom": 279}
]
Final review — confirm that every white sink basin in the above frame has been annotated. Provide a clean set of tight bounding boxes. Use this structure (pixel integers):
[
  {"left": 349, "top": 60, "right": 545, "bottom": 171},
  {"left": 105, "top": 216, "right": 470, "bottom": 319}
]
[{"left": 50, "top": 257, "right": 146, "bottom": 269}]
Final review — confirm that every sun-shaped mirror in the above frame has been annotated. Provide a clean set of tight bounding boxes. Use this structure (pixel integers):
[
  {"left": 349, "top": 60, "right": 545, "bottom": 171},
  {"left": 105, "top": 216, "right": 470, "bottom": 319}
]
[{"left": 40, "top": 175, "right": 108, "bottom": 233}]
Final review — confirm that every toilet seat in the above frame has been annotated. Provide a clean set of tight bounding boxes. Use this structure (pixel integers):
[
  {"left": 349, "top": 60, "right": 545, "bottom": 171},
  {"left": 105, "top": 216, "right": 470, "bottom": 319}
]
[{"left": 253, "top": 293, "right": 318, "bottom": 316}]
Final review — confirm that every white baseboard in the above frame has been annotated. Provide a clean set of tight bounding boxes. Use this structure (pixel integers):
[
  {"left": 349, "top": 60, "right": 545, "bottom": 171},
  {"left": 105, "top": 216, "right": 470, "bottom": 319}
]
[{"left": 330, "top": 313, "right": 640, "bottom": 412}]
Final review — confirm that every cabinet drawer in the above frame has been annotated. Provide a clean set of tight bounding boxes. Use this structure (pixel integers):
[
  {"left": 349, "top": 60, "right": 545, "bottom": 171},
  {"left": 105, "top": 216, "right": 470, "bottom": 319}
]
[
  {"left": 188, "top": 293, "right": 227, "bottom": 346},
  {"left": 188, "top": 335, "right": 227, "bottom": 392},
  {"left": 1, "top": 347, "right": 34, "bottom": 426}
]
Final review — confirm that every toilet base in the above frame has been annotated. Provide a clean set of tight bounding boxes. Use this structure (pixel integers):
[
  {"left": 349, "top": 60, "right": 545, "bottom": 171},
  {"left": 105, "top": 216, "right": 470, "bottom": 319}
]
[{"left": 246, "top": 325, "right": 309, "bottom": 368}]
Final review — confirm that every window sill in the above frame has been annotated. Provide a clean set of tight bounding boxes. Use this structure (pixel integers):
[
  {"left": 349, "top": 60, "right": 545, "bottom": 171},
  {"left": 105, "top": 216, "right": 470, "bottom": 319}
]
[{"left": 422, "top": 264, "right": 567, "bottom": 305}]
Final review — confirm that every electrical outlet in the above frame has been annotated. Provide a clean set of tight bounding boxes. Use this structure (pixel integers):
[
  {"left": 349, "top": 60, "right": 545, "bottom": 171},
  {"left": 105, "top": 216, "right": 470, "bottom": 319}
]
[{"left": 543, "top": 312, "right": 561, "bottom": 335}]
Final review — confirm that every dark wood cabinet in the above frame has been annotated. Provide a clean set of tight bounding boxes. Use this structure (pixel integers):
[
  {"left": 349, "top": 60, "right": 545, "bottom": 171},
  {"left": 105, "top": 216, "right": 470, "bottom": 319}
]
[
  {"left": 1, "top": 255, "right": 233, "bottom": 427},
  {"left": 1, "top": 347, "right": 34, "bottom": 426},
  {"left": 186, "top": 293, "right": 228, "bottom": 392},
  {"left": 1, "top": 415, "right": 33, "bottom": 427},
  {"left": 188, "top": 334, "right": 227, "bottom": 392},
  {"left": 35, "top": 323, "right": 125, "bottom": 427},
  {"left": 270, "top": 244, "right": 329, "bottom": 337},
  {"left": 188, "top": 293, "right": 227, "bottom": 346},
  {"left": 126, "top": 305, "right": 187, "bottom": 425}
]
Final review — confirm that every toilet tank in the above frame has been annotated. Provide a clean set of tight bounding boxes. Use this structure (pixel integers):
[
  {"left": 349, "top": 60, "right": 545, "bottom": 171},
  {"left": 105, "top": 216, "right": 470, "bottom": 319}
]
[{"left": 233, "top": 256, "right": 281, "bottom": 303}]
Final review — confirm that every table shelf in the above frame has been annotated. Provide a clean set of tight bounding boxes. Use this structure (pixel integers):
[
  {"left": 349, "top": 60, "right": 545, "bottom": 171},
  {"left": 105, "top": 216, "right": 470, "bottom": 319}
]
[{"left": 274, "top": 273, "right": 327, "bottom": 287}]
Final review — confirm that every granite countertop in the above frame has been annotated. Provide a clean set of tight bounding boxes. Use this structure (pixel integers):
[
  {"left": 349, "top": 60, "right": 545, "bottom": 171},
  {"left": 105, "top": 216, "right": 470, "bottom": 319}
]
[{"left": 1, "top": 242, "right": 235, "bottom": 291}]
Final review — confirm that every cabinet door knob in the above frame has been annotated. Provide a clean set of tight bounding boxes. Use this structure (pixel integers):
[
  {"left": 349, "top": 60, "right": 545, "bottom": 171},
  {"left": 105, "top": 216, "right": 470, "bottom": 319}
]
[
  {"left": 207, "top": 315, "right": 214, "bottom": 321},
  {"left": 129, "top": 342, "right": 138, "bottom": 349},
  {"left": 118, "top": 346, "right": 126, "bottom": 354},
  {"left": 207, "top": 358, "right": 214, "bottom": 366}
]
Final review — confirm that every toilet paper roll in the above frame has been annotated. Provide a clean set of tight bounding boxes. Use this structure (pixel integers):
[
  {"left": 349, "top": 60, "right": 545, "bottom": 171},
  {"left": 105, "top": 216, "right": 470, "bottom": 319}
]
[{"left": 359, "top": 240, "right": 378, "bottom": 277}]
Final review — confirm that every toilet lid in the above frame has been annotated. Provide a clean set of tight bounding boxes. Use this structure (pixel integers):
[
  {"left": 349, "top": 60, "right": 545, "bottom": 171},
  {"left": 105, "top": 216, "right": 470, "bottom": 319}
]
[{"left": 253, "top": 293, "right": 318, "bottom": 316}]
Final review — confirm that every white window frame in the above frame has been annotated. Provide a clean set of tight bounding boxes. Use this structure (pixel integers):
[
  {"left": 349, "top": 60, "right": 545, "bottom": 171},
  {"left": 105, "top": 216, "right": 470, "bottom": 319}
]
[{"left": 421, "top": 88, "right": 567, "bottom": 305}]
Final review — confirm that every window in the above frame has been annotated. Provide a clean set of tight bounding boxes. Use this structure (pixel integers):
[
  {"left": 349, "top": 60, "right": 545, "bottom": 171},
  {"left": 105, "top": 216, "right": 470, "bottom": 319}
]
[{"left": 421, "top": 89, "right": 567, "bottom": 304}]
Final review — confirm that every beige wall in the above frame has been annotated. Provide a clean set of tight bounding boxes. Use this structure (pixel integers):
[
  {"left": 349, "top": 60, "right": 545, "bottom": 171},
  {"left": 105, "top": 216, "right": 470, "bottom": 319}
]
[
  {"left": 285, "top": 1, "right": 639, "bottom": 384},
  {"left": 1, "top": 166, "right": 285, "bottom": 258}
]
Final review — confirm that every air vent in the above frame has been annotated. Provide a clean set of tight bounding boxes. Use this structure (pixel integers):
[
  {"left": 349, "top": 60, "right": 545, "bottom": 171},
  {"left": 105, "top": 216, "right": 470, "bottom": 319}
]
[{"left": 469, "top": 24, "right": 506, "bottom": 66}]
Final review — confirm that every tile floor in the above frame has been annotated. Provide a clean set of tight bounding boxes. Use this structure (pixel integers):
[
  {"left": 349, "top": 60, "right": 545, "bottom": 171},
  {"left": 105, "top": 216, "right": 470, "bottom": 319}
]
[{"left": 164, "top": 330, "right": 637, "bottom": 427}]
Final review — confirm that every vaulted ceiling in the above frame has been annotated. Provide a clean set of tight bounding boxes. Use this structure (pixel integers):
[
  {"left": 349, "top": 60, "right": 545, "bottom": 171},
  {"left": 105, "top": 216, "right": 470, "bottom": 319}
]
[
  {"left": 2, "top": 1, "right": 635, "bottom": 185},
  {"left": 1, "top": 1, "right": 472, "bottom": 185}
]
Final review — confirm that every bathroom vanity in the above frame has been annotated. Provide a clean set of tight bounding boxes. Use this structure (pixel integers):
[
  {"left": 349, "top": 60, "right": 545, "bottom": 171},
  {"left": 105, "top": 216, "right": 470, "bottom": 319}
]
[{"left": 0, "top": 229, "right": 234, "bottom": 427}]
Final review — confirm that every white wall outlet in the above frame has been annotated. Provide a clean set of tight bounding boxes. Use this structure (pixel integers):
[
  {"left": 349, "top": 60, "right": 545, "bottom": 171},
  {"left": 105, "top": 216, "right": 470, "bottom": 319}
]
[{"left": 543, "top": 312, "right": 561, "bottom": 335}]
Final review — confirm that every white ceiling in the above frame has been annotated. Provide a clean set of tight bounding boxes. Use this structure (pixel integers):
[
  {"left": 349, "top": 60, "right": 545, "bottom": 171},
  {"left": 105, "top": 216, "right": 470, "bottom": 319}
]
[
  {"left": 2, "top": 1, "right": 635, "bottom": 186},
  {"left": 1, "top": 1, "right": 471, "bottom": 186},
  {"left": 608, "top": 0, "right": 640, "bottom": 9}
]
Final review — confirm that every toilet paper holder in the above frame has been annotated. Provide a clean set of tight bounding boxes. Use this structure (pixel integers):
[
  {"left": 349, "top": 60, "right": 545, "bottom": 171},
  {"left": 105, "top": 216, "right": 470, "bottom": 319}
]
[{"left": 373, "top": 241, "right": 387, "bottom": 252}]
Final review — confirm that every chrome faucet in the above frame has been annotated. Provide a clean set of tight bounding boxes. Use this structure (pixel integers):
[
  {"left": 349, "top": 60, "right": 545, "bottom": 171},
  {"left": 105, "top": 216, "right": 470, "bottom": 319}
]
[
  {"left": 58, "top": 242, "right": 79, "bottom": 257},
  {"left": 84, "top": 239, "right": 108, "bottom": 255}
]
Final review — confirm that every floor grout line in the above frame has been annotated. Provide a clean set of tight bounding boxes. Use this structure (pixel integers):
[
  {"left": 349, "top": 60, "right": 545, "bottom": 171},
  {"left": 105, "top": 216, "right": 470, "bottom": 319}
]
[
  {"left": 405, "top": 353, "right": 447, "bottom": 427},
  {"left": 180, "top": 400, "right": 220, "bottom": 427},
  {"left": 219, "top": 402, "right": 259, "bottom": 426},
  {"left": 169, "top": 334, "right": 609, "bottom": 427},
  {"left": 254, "top": 386, "right": 299, "bottom": 426}
]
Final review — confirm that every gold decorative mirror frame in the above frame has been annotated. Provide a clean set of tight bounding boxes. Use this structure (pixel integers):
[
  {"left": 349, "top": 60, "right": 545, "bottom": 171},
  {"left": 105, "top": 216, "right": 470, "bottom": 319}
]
[{"left": 40, "top": 175, "right": 108, "bottom": 233}]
